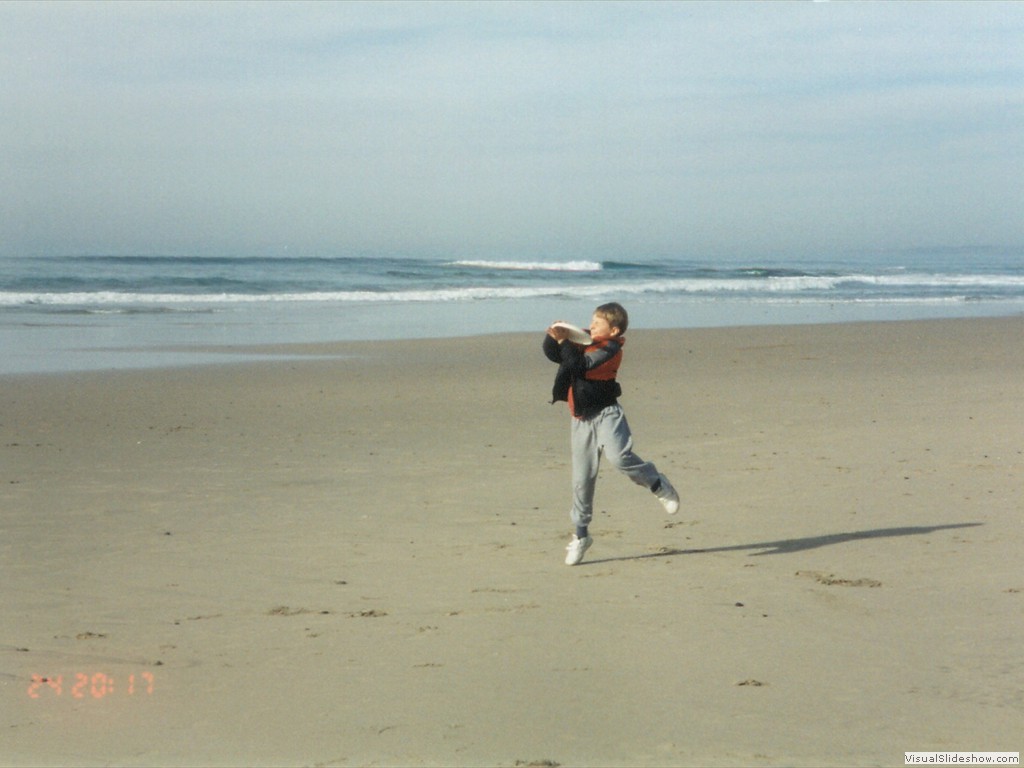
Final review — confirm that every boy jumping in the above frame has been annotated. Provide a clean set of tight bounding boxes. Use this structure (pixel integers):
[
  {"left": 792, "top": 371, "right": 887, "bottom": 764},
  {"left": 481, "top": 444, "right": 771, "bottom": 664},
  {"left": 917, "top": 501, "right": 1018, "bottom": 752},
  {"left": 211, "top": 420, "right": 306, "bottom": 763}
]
[{"left": 543, "top": 302, "right": 679, "bottom": 565}]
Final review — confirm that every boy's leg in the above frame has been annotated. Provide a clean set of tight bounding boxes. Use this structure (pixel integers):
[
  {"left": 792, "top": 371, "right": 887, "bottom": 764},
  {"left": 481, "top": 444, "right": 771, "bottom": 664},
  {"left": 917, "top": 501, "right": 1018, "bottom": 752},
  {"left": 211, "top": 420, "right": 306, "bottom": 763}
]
[
  {"left": 570, "top": 416, "right": 600, "bottom": 531},
  {"left": 599, "top": 405, "right": 681, "bottom": 514},
  {"left": 597, "top": 405, "right": 661, "bottom": 488}
]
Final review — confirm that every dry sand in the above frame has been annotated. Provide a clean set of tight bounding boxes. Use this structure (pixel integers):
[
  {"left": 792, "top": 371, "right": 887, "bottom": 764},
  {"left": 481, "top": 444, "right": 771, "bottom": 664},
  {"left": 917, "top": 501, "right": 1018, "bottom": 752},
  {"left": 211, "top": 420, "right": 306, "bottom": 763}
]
[{"left": 1, "top": 317, "right": 1022, "bottom": 767}]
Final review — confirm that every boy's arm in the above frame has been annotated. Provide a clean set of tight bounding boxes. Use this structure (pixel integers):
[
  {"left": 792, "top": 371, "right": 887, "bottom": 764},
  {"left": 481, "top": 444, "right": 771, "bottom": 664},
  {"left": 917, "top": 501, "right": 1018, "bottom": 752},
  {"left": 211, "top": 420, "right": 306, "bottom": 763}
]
[
  {"left": 581, "top": 339, "right": 621, "bottom": 371},
  {"left": 557, "top": 339, "right": 618, "bottom": 375},
  {"left": 542, "top": 334, "right": 563, "bottom": 363},
  {"left": 543, "top": 334, "right": 589, "bottom": 375},
  {"left": 544, "top": 334, "right": 621, "bottom": 372}
]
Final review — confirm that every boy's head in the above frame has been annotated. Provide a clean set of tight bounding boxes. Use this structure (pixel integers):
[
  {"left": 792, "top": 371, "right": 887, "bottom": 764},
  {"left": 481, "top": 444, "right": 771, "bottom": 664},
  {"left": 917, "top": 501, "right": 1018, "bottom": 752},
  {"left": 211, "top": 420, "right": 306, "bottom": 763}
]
[{"left": 591, "top": 302, "right": 628, "bottom": 339}]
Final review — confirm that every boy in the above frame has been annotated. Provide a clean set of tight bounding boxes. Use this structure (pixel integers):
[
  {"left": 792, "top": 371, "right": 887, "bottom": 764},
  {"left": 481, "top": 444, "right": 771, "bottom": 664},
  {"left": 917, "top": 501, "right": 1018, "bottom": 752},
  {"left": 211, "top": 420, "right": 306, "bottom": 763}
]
[{"left": 543, "top": 302, "right": 679, "bottom": 565}]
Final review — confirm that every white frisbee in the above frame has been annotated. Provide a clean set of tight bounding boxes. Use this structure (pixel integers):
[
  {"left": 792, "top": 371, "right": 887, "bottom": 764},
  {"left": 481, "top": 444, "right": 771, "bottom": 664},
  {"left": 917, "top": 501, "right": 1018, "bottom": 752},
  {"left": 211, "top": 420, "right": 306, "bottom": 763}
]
[{"left": 551, "top": 321, "right": 592, "bottom": 345}]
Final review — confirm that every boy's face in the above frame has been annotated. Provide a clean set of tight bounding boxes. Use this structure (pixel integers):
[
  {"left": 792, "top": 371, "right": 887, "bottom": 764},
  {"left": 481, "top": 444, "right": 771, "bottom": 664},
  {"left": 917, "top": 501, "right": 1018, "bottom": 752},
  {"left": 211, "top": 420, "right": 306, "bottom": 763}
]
[{"left": 589, "top": 312, "right": 620, "bottom": 339}]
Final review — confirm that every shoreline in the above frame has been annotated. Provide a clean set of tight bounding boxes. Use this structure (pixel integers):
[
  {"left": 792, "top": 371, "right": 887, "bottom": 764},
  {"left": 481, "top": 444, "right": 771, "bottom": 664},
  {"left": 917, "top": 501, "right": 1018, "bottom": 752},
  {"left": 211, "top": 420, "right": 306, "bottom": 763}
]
[
  {"left": 2, "top": 315, "right": 1022, "bottom": 766},
  {"left": 4, "top": 310, "right": 1024, "bottom": 380},
  {"left": 3, "top": 296, "right": 1023, "bottom": 376}
]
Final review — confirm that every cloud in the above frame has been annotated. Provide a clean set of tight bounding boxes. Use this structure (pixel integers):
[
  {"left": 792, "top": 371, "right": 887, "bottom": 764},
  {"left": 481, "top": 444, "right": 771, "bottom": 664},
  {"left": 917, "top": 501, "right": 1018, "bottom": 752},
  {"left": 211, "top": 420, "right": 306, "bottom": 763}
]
[{"left": 1, "top": 1, "right": 1022, "bottom": 258}]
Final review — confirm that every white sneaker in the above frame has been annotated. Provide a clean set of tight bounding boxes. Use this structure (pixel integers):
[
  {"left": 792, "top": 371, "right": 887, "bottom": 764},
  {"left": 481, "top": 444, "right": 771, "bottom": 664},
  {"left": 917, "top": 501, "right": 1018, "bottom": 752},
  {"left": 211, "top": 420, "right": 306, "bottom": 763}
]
[
  {"left": 564, "top": 534, "right": 592, "bottom": 566},
  {"left": 654, "top": 474, "right": 680, "bottom": 514}
]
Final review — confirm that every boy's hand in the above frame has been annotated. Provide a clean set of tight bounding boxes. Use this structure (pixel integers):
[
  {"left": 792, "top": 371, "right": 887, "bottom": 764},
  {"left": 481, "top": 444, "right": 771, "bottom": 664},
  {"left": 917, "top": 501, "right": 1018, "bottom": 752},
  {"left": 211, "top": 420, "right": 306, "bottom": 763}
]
[{"left": 547, "top": 323, "right": 570, "bottom": 342}]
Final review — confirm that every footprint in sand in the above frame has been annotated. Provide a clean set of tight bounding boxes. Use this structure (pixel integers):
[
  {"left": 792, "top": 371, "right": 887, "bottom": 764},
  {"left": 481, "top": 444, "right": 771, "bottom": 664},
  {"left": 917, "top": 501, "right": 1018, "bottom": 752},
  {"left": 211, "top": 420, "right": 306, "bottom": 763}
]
[
  {"left": 796, "top": 570, "right": 882, "bottom": 588},
  {"left": 267, "top": 606, "right": 331, "bottom": 617}
]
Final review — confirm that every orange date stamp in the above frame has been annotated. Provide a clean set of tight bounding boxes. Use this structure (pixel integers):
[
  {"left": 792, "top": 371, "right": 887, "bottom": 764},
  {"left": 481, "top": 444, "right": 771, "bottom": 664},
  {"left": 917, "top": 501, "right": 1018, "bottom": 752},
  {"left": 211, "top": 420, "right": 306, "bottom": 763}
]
[{"left": 27, "top": 672, "right": 155, "bottom": 699}]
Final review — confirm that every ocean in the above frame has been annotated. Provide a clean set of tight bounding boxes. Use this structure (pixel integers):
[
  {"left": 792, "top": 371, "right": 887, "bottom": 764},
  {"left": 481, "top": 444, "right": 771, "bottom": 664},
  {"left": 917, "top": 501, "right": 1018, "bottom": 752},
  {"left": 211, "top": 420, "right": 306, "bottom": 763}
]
[{"left": 2, "top": 250, "right": 1023, "bottom": 374}]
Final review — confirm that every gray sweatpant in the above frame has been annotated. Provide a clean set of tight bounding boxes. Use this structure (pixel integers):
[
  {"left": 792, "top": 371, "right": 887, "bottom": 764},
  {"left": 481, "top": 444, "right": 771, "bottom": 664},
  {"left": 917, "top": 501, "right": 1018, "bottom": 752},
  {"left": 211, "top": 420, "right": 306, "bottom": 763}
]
[{"left": 570, "top": 403, "right": 661, "bottom": 529}]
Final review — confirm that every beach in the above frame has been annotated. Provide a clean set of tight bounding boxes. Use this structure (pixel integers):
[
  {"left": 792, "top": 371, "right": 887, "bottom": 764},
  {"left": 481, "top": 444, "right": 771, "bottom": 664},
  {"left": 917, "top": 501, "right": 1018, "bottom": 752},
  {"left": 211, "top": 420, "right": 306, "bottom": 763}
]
[{"left": 2, "top": 316, "right": 1022, "bottom": 767}]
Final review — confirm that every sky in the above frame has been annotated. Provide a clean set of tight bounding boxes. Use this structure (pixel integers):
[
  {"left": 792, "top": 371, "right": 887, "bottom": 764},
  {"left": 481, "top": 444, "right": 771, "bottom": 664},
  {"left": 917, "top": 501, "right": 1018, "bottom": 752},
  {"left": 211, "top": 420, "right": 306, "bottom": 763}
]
[{"left": 1, "top": 1, "right": 1022, "bottom": 261}]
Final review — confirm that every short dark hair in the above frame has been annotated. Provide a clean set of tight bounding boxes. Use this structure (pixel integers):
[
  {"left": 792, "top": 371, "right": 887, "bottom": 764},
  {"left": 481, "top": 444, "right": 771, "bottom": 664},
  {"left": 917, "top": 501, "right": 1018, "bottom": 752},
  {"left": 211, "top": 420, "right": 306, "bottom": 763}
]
[{"left": 595, "top": 302, "right": 628, "bottom": 333}]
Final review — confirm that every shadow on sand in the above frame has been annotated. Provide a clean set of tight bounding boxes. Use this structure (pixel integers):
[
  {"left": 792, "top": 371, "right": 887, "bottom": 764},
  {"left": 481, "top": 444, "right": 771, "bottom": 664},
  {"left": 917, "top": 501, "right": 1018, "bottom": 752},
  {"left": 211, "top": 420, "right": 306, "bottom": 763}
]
[{"left": 581, "top": 522, "right": 983, "bottom": 565}]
